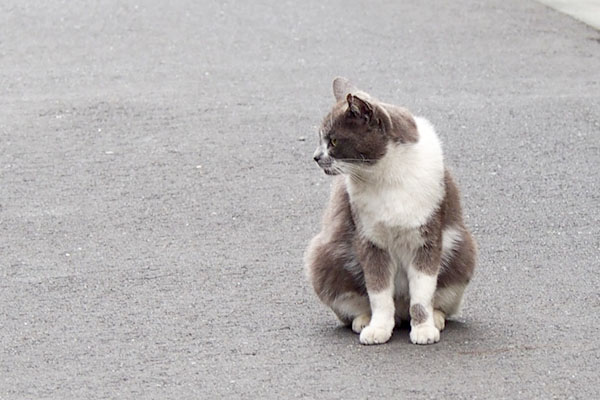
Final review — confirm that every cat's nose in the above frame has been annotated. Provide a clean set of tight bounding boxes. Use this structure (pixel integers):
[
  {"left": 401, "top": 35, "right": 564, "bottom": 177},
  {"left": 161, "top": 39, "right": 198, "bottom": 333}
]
[{"left": 313, "top": 148, "right": 323, "bottom": 163}]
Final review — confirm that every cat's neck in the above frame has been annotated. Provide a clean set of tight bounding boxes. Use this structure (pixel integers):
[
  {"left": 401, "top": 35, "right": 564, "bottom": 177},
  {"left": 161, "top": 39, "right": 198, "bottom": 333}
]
[
  {"left": 346, "top": 117, "right": 445, "bottom": 190},
  {"left": 344, "top": 117, "right": 446, "bottom": 229}
]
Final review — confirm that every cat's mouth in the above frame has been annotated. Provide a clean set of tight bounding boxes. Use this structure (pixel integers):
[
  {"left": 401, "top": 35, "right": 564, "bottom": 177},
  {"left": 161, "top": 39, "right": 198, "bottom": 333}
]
[
  {"left": 323, "top": 167, "right": 339, "bottom": 176},
  {"left": 317, "top": 161, "right": 340, "bottom": 176}
]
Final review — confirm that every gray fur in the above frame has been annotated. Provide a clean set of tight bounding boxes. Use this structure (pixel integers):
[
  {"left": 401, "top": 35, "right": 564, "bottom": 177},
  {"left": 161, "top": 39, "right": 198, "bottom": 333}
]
[{"left": 305, "top": 78, "right": 477, "bottom": 337}]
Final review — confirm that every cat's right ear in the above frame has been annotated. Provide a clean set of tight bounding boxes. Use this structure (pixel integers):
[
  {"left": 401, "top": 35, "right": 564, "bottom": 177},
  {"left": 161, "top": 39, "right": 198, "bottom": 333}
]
[
  {"left": 346, "top": 93, "right": 374, "bottom": 124},
  {"left": 333, "top": 77, "right": 358, "bottom": 102}
]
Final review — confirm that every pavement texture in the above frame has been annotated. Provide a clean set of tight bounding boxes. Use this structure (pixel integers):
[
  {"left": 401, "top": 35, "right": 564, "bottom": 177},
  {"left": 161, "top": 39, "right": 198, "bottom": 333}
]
[{"left": 1, "top": 0, "right": 599, "bottom": 399}]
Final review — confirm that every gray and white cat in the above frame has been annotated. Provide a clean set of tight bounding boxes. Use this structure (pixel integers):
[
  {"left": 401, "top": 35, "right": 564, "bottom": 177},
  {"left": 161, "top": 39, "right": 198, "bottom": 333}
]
[{"left": 304, "top": 78, "right": 476, "bottom": 345}]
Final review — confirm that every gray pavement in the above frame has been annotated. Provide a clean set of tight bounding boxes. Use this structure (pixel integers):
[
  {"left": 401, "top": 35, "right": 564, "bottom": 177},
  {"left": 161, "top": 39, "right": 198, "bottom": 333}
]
[{"left": 1, "top": 0, "right": 599, "bottom": 399}]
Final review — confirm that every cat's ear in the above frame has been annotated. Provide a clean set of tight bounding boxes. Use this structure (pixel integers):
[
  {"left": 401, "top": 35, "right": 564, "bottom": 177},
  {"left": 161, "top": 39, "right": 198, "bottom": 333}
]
[
  {"left": 346, "top": 93, "right": 374, "bottom": 123},
  {"left": 333, "top": 77, "right": 357, "bottom": 102}
]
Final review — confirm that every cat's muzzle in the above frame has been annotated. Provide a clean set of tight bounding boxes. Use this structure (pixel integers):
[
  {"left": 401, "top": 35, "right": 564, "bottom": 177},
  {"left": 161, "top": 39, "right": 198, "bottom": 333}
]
[
  {"left": 316, "top": 159, "right": 339, "bottom": 175},
  {"left": 313, "top": 150, "right": 339, "bottom": 175}
]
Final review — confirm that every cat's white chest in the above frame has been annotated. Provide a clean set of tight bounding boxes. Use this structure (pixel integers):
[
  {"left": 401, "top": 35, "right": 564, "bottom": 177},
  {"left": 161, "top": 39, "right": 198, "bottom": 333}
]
[
  {"left": 348, "top": 184, "right": 429, "bottom": 249},
  {"left": 350, "top": 188, "right": 427, "bottom": 310},
  {"left": 345, "top": 116, "right": 445, "bottom": 249}
]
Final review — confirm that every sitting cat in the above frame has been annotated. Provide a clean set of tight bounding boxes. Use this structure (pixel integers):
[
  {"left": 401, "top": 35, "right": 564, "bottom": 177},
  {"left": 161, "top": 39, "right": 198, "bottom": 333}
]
[{"left": 304, "top": 77, "right": 476, "bottom": 345}]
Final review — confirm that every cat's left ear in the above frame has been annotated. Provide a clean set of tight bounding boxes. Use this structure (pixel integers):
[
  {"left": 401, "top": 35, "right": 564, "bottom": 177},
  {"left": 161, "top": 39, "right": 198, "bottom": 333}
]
[
  {"left": 333, "top": 77, "right": 358, "bottom": 102},
  {"left": 346, "top": 93, "right": 374, "bottom": 124}
]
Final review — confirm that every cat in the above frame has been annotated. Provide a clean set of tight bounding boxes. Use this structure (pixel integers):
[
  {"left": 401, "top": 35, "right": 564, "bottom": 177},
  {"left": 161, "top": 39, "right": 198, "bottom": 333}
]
[{"left": 304, "top": 77, "right": 476, "bottom": 345}]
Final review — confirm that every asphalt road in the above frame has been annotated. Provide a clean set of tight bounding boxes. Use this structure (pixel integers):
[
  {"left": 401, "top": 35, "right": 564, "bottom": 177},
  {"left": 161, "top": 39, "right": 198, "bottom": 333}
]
[{"left": 1, "top": 1, "right": 599, "bottom": 399}]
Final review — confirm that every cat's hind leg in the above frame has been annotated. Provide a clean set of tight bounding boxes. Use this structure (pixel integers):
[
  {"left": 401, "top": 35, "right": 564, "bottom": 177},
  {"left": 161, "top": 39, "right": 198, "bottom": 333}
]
[
  {"left": 351, "top": 313, "right": 371, "bottom": 334},
  {"left": 433, "top": 309, "right": 446, "bottom": 331},
  {"left": 331, "top": 293, "right": 371, "bottom": 333},
  {"left": 433, "top": 225, "right": 476, "bottom": 330},
  {"left": 305, "top": 234, "right": 370, "bottom": 332},
  {"left": 433, "top": 283, "right": 467, "bottom": 331}
]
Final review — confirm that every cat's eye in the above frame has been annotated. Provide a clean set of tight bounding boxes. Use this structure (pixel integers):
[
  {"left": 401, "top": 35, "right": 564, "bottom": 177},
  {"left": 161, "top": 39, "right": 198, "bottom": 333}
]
[{"left": 330, "top": 138, "right": 337, "bottom": 147}]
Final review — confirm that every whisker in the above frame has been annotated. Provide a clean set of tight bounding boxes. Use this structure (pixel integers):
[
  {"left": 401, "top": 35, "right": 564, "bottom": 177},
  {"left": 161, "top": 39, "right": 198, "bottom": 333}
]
[
  {"left": 335, "top": 157, "right": 378, "bottom": 162},
  {"left": 335, "top": 162, "right": 370, "bottom": 183}
]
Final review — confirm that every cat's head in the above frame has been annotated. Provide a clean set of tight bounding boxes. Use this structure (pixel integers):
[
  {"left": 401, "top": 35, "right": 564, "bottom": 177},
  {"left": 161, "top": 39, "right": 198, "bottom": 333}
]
[{"left": 313, "top": 77, "right": 418, "bottom": 176}]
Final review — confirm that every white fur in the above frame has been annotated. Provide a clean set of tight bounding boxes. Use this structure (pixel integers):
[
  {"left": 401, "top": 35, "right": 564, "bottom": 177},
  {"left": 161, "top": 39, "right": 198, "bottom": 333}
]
[
  {"left": 331, "top": 292, "right": 370, "bottom": 322},
  {"left": 442, "top": 226, "right": 462, "bottom": 253},
  {"left": 433, "top": 309, "right": 446, "bottom": 331},
  {"left": 434, "top": 284, "right": 466, "bottom": 316},
  {"left": 410, "top": 323, "right": 440, "bottom": 345},
  {"left": 434, "top": 226, "right": 466, "bottom": 316},
  {"left": 360, "top": 287, "right": 395, "bottom": 345},
  {"left": 407, "top": 266, "right": 438, "bottom": 310},
  {"left": 406, "top": 264, "right": 440, "bottom": 344},
  {"left": 441, "top": 225, "right": 462, "bottom": 268},
  {"left": 345, "top": 117, "right": 445, "bottom": 249},
  {"left": 313, "top": 138, "right": 329, "bottom": 160},
  {"left": 345, "top": 117, "right": 446, "bottom": 345},
  {"left": 351, "top": 314, "right": 371, "bottom": 334},
  {"left": 436, "top": 226, "right": 467, "bottom": 317},
  {"left": 346, "top": 116, "right": 445, "bottom": 282}
]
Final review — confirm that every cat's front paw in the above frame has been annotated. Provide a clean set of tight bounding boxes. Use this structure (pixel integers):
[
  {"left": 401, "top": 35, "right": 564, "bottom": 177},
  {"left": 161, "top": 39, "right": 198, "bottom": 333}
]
[
  {"left": 410, "top": 324, "right": 440, "bottom": 345},
  {"left": 359, "top": 325, "right": 392, "bottom": 345},
  {"left": 351, "top": 314, "right": 371, "bottom": 334}
]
